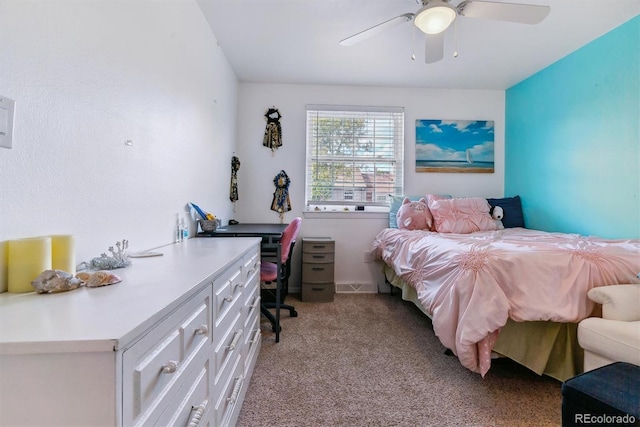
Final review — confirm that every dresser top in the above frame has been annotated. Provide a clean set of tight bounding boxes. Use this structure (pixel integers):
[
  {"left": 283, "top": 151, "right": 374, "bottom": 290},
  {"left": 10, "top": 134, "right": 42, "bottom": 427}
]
[{"left": 0, "top": 237, "right": 260, "bottom": 355}]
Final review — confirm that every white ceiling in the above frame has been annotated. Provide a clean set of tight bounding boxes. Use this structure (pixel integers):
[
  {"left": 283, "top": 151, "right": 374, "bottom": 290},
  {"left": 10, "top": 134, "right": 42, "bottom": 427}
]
[{"left": 199, "top": 0, "right": 640, "bottom": 90}]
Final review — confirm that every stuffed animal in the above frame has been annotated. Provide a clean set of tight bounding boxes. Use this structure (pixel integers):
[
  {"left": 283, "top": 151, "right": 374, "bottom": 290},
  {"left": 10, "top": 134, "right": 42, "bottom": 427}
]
[
  {"left": 490, "top": 205, "right": 505, "bottom": 230},
  {"left": 396, "top": 197, "right": 433, "bottom": 230}
]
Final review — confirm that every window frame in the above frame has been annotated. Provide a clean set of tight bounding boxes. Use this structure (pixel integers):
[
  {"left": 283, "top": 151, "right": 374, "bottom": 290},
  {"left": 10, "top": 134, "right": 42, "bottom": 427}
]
[{"left": 304, "top": 104, "right": 405, "bottom": 210}]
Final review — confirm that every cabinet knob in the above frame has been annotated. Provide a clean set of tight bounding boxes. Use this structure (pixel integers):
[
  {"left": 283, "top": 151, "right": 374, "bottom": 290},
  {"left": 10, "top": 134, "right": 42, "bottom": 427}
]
[
  {"left": 227, "top": 329, "right": 243, "bottom": 351},
  {"left": 226, "top": 375, "right": 245, "bottom": 404},
  {"left": 195, "top": 325, "right": 209, "bottom": 336},
  {"left": 250, "top": 296, "right": 260, "bottom": 309},
  {"left": 187, "top": 399, "right": 208, "bottom": 427},
  {"left": 224, "top": 294, "right": 234, "bottom": 302},
  {"left": 161, "top": 360, "right": 178, "bottom": 374}
]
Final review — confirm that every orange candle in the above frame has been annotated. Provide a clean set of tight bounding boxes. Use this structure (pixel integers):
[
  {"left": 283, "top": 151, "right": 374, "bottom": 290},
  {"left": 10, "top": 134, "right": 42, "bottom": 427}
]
[{"left": 8, "top": 237, "right": 52, "bottom": 293}]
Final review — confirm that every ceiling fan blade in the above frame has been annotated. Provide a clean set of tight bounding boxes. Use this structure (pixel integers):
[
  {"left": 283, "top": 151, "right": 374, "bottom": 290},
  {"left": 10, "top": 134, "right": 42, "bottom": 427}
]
[
  {"left": 339, "top": 13, "right": 414, "bottom": 46},
  {"left": 425, "top": 32, "right": 444, "bottom": 64},
  {"left": 457, "top": 1, "right": 550, "bottom": 25}
]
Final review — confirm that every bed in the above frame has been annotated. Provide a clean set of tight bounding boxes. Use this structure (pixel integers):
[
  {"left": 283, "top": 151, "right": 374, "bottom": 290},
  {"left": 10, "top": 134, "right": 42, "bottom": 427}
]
[{"left": 372, "top": 195, "right": 640, "bottom": 381}]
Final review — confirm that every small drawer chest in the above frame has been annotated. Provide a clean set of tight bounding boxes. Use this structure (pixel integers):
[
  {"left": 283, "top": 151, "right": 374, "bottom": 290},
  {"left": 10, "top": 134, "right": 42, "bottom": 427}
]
[{"left": 301, "top": 237, "right": 335, "bottom": 302}]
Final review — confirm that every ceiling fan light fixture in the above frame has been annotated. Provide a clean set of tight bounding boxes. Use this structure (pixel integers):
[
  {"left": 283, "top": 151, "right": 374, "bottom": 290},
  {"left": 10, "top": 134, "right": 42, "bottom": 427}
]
[{"left": 414, "top": 2, "right": 457, "bottom": 35}]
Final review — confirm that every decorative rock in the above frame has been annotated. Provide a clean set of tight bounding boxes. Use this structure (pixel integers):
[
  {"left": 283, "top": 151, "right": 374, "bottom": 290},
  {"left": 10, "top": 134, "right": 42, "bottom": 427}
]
[
  {"left": 31, "top": 270, "right": 83, "bottom": 294},
  {"left": 84, "top": 270, "right": 122, "bottom": 288},
  {"left": 75, "top": 271, "right": 92, "bottom": 282}
]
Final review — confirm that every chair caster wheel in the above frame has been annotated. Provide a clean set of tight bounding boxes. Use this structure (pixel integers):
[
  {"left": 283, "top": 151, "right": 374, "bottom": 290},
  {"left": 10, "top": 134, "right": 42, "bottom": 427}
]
[
  {"left": 290, "top": 310, "right": 298, "bottom": 317},
  {"left": 272, "top": 325, "right": 281, "bottom": 333}
]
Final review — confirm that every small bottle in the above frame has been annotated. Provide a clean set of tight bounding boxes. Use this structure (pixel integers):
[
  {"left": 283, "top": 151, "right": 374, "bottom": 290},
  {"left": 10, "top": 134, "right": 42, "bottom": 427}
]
[
  {"left": 176, "top": 214, "right": 183, "bottom": 243},
  {"left": 182, "top": 216, "right": 189, "bottom": 240}
]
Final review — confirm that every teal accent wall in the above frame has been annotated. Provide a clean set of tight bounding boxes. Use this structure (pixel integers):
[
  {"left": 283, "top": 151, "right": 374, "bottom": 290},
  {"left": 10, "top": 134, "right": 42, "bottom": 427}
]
[{"left": 505, "top": 16, "right": 640, "bottom": 239}]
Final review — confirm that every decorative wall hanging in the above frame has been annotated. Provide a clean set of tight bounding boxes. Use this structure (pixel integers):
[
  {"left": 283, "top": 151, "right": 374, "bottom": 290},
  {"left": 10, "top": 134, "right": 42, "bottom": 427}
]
[
  {"left": 230, "top": 155, "right": 240, "bottom": 212},
  {"left": 263, "top": 106, "right": 282, "bottom": 154},
  {"left": 415, "top": 119, "right": 495, "bottom": 173},
  {"left": 271, "top": 169, "right": 291, "bottom": 223}
]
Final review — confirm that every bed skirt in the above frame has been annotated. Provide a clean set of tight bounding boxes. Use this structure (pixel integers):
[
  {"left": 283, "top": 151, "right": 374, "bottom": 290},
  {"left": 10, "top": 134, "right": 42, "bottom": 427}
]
[{"left": 383, "top": 264, "right": 583, "bottom": 381}]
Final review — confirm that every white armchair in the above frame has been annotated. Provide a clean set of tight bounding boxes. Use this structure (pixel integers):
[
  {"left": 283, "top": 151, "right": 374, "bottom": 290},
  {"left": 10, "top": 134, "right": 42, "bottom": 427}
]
[{"left": 577, "top": 284, "right": 640, "bottom": 372}]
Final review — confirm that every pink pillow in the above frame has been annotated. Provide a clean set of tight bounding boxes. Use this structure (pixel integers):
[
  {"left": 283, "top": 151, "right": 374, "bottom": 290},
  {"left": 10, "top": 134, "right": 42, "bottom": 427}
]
[
  {"left": 426, "top": 193, "right": 449, "bottom": 204},
  {"left": 428, "top": 197, "right": 501, "bottom": 234},
  {"left": 396, "top": 197, "right": 433, "bottom": 230},
  {"left": 424, "top": 194, "right": 450, "bottom": 230}
]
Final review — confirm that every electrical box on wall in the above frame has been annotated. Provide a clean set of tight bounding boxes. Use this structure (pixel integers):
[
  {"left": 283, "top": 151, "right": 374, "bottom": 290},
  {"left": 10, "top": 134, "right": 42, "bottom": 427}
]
[{"left": 0, "top": 95, "right": 16, "bottom": 149}]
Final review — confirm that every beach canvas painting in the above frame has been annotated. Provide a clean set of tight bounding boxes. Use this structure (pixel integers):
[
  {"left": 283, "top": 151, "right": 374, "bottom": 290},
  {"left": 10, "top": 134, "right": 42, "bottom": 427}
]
[{"left": 415, "top": 119, "right": 494, "bottom": 173}]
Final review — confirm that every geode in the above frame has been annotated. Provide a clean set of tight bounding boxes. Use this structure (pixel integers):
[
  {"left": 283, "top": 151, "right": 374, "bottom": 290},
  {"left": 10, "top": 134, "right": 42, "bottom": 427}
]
[{"left": 31, "top": 270, "right": 84, "bottom": 294}]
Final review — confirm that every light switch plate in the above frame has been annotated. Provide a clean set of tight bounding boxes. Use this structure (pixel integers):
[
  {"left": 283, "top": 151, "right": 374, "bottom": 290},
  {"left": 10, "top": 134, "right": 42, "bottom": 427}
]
[{"left": 0, "top": 95, "right": 16, "bottom": 149}]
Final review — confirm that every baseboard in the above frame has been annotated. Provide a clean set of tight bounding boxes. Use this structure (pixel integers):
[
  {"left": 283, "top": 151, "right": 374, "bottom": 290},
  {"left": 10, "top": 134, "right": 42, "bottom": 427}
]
[
  {"left": 289, "top": 283, "right": 379, "bottom": 294},
  {"left": 335, "top": 282, "right": 377, "bottom": 293}
]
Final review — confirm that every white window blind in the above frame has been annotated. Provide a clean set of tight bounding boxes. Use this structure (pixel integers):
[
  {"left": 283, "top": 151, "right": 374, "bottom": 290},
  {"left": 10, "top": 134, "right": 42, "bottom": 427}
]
[{"left": 305, "top": 105, "right": 404, "bottom": 208}]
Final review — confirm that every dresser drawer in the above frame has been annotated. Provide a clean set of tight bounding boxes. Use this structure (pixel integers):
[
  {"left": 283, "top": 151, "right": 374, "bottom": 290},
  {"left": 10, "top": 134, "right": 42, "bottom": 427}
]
[
  {"left": 213, "top": 258, "right": 244, "bottom": 329},
  {"left": 122, "top": 286, "right": 212, "bottom": 425},
  {"left": 302, "top": 262, "right": 335, "bottom": 283},
  {"left": 243, "top": 248, "right": 260, "bottom": 285},
  {"left": 215, "top": 356, "right": 244, "bottom": 427},
  {"left": 244, "top": 317, "right": 261, "bottom": 375},
  {"left": 302, "top": 251, "right": 335, "bottom": 263},
  {"left": 302, "top": 282, "right": 335, "bottom": 302},
  {"left": 302, "top": 238, "right": 335, "bottom": 253},
  {"left": 213, "top": 310, "right": 243, "bottom": 385},
  {"left": 155, "top": 356, "right": 212, "bottom": 427}
]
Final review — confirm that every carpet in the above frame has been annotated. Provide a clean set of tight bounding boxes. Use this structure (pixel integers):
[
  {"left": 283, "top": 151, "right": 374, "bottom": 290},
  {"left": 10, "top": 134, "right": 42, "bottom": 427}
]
[{"left": 237, "top": 293, "right": 562, "bottom": 427}]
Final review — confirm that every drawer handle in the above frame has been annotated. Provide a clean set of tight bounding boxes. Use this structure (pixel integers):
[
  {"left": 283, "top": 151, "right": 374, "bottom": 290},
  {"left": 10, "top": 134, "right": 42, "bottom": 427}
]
[
  {"left": 250, "top": 296, "right": 261, "bottom": 309},
  {"left": 312, "top": 245, "right": 325, "bottom": 249},
  {"left": 312, "top": 287, "right": 325, "bottom": 291},
  {"left": 312, "top": 267, "right": 325, "bottom": 271},
  {"left": 226, "top": 375, "right": 245, "bottom": 404},
  {"left": 161, "top": 360, "right": 178, "bottom": 374},
  {"left": 250, "top": 329, "right": 261, "bottom": 344},
  {"left": 312, "top": 255, "right": 325, "bottom": 259},
  {"left": 235, "top": 282, "right": 245, "bottom": 289},
  {"left": 188, "top": 399, "right": 208, "bottom": 427},
  {"left": 195, "top": 325, "right": 209, "bottom": 336},
  {"left": 227, "top": 329, "right": 243, "bottom": 351},
  {"left": 224, "top": 294, "right": 234, "bottom": 302}
]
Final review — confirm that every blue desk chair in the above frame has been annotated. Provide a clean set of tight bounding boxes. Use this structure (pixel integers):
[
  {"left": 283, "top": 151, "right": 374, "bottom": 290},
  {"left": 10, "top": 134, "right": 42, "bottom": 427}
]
[{"left": 260, "top": 217, "right": 302, "bottom": 342}]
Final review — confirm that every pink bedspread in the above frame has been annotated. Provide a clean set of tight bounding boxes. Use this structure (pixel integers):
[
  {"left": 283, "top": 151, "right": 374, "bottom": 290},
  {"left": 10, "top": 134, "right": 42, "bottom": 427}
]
[{"left": 372, "top": 228, "right": 640, "bottom": 377}]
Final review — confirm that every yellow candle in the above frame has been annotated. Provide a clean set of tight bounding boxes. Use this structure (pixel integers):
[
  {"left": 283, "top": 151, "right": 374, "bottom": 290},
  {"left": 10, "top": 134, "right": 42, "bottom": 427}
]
[
  {"left": 51, "top": 234, "right": 75, "bottom": 275},
  {"left": 0, "top": 241, "right": 7, "bottom": 293},
  {"left": 8, "top": 237, "right": 52, "bottom": 293}
]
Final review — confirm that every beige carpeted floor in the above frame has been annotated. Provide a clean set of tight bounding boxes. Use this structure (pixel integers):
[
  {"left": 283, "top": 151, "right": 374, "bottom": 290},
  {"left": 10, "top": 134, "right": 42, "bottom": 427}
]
[{"left": 237, "top": 293, "right": 562, "bottom": 427}]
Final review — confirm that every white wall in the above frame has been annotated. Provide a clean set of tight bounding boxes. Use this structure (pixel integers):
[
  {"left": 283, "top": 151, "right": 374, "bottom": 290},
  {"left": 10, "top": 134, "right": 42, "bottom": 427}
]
[
  {"left": 0, "top": 0, "right": 238, "bottom": 291},
  {"left": 235, "top": 83, "right": 505, "bottom": 292}
]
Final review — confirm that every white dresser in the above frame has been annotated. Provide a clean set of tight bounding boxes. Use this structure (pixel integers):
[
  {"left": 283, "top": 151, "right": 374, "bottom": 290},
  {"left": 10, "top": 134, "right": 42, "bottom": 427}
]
[{"left": 0, "top": 238, "right": 261, "bottom": 427}]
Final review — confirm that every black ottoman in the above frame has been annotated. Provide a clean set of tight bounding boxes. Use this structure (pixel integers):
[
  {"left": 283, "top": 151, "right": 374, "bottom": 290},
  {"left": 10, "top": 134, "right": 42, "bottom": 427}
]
[{"left": 562, "top": 362, "right": 640, "bottom": 426}]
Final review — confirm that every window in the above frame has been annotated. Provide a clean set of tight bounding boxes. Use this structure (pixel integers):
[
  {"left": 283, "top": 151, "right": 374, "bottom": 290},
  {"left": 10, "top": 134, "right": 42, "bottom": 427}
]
[{"left": 305, "top": 105, "right": 404, "bottom": 209}]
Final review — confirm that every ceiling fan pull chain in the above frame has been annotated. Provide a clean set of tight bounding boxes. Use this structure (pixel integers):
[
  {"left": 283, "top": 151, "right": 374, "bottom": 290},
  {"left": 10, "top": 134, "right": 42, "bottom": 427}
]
[{"left": 453, "top": 19, "right": 459, "bottom": 58}]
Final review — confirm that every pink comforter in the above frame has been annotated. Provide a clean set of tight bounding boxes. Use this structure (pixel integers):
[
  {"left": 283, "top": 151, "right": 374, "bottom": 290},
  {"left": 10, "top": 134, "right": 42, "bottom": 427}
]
[{"left": 372, "top": 228, "right": 640, "bottom": 377}]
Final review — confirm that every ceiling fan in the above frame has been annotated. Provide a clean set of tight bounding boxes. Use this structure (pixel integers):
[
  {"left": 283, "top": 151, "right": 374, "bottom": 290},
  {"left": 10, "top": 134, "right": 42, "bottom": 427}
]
[{"left": 339, "top": 0, "right": 550, "bottom": 64}]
